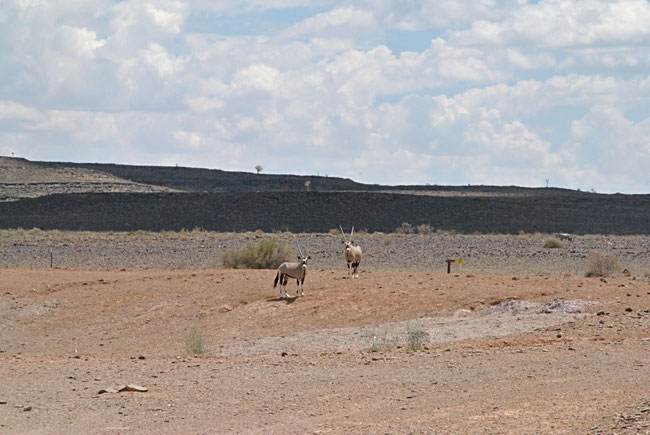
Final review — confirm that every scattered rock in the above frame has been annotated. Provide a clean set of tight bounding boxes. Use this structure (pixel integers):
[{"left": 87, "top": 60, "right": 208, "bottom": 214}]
[
  {"left": 536, "top": 298, "right": 592, "bottom": 314},
  {"left": 23, "top": 406, "right": 32, "bottom": 412},
  {"left": 126, "top": 384, "right": 148, "bottom": 392},
  {"left": 98, "top": 384, "right": 127, "bottom": 394}
]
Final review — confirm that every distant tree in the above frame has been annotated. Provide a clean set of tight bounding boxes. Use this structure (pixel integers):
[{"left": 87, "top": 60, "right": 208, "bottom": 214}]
[{"left": 255, "top": 165, "right": 263, "bottom": 174}]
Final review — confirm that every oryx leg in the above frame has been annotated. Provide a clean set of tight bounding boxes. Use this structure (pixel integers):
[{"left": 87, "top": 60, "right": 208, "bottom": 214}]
[
  {"left": 353, "top": 262, "right": 360, "bottom": 278},
  {"left": 281, "top": 274, "right": 290, "bottom": 298}
]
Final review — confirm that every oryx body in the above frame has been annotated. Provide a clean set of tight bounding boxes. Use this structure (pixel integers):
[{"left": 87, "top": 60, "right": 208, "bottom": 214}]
[
  {"left": 340, "top": 226, "right": 362, "bottom": 278},
  {"left": 273, "top": 256, "right": 310, "bottom": 298}
]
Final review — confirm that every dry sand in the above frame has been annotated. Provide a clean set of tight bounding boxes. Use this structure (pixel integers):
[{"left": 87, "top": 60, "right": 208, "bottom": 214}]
[{"left": 1, "top": 259, "right": 649, "bottom": 433}]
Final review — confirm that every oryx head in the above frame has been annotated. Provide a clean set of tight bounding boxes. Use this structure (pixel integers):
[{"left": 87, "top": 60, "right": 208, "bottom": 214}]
[
  {"left": 340, "top": 225, "right": 355, "bottom": 251},
  {"left": 295, "top": 242, "right": 310, "bottom": 269},
  {"left": 297, "top": 255, "right": 311, "bottom": 269}
]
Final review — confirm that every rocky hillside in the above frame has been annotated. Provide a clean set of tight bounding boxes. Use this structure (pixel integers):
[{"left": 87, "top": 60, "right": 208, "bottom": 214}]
[{"left": 1, "top": 157, "right": 648, "bottom": 234}]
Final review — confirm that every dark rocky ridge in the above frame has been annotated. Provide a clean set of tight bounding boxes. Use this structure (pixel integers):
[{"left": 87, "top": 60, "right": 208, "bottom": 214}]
[
  {"left": 1, "top": 191, "right": 648, "bottom": 234},
  {"left": 0, "top": 157, "right": 648, "bottom": 234}
]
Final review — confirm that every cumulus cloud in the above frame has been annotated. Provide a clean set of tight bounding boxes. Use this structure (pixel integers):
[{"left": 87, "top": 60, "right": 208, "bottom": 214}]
[{"left": 1, "top": 0, "right": 649, "bottom": 192}]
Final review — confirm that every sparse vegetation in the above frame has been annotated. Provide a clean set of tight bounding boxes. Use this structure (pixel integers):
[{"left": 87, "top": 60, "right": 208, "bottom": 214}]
[
  {"left": 405, "top": 327, "right": 429, "bottom": 351},
  {"left": 185, "top": 324, "right": 206, "bottom": 355},
  {"left": 416, "top": 224, "right": 433, "bottom": 235},
  {"left": 221, "top": 238, "right": 292, "bottom": 269},
  {"left": 585, "top": 251, "right": 621, "bottom": 277},
  {"left": 365, "top": 329, "right": 398, "bottom": 353},
  {"left": 543, "top": 237, "right": 563, "bottom": 248},
  {"left": 395, "top": 222, "right": 413, "bottom": 234}
]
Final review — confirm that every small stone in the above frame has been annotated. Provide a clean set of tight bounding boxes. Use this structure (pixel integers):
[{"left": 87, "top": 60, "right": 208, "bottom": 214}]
[
  {"left": 126, "top": 384, "right": 147, "bottom": 392},
  {"left": 138, "top": 355, "right": 146, "bottom": 360},
  {"left": 98, "top": 383, "right": 127, "bottom": 394},
  {"left": 625, "top": 307, "right": 633, "bottom": 312},
  {"left": 23, "top": 406, "right": 32, "bottom": 412},
  {"left": 0, "top": 401, "right": 7, "bottom": 405}
]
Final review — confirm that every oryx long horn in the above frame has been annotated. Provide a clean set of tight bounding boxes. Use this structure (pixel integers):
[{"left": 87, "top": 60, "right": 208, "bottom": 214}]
[
  {"left": 297, "top": 237, "right": 308, "bottom": 258},
  {"left": 351, "top": 226, "right": 354, "bottom": 238},
  {"left": 339, "top": 225, "right": 348, "bottom": 242}
]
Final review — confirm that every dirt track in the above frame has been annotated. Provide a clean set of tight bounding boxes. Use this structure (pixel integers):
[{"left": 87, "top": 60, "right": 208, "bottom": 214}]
[{"left": 2, "top": 263, "right": 649, "bottom": 433}]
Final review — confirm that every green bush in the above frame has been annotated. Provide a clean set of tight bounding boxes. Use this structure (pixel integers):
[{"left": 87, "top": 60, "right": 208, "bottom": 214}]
[{"left": 221, "top": 238, "right": 292, "bottom": 269}]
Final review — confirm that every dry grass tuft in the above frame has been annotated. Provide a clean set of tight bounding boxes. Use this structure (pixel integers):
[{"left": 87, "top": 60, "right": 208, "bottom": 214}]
[
  {"left": 543, "top": 238, "right": 563, "bottom": 249},
  {"left": 185, "top": 324, "right": 206, "bottom": 355},
  {"left": 585, "top": 251, "right": 621, "bottom": 277},
  {"left": 406, "top": 327, "right": 429, "bottom": 352},
  {"left": 221, "top": 238, "right": 292, "bottom": 269}
]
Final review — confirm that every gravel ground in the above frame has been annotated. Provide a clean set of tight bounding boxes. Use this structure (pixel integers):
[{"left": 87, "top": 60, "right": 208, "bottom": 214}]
[{"left": 1, "top": 230, "right": 648, "bottom": 277}]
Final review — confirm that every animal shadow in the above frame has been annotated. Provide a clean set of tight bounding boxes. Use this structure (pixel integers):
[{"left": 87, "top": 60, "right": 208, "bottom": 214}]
[{"left": 267, "top": 296, "right": 299, "bottom": 304}]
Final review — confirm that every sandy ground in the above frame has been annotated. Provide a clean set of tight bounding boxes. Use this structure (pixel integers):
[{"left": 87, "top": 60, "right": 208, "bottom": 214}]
[{"left": 1, "top": 264, "right": 649, "bottom": 434}]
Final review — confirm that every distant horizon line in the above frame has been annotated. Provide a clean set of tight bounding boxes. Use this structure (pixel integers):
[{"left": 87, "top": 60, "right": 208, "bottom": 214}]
[{"left": 1, "top": 155, "right": 647, "bottom": 195}]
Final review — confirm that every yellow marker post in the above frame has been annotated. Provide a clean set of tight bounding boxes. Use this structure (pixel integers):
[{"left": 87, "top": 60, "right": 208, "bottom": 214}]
[{"left": 457, "top": 258, "right": 464, "bottom": 273}]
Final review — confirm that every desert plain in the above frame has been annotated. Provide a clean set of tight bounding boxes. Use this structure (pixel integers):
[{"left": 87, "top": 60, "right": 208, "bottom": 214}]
[{"left": 1, "top": 230, "right": 649, "bottom": 434}]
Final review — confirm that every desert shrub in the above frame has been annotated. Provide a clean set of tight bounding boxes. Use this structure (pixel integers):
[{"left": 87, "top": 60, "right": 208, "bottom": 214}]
[
  {"left": 543, "top": 237, "right": 563, "bottom": 249},
  {"left": 416, "top": 224, "right": 433, "bottom": 235},
  {"left": 185, "top": 324, "right": 206, "bottom": 355},
  {"left": 221, "top": 238, "right": 292, "bottom": 269},
  {"left": 366, "top": 329, "right": 398, "bottom": 353},
  {"left": 585, "top": 251, "right": 621, "bottom": 277},
  {"left": 406, "top": 327, "right": 429, "bottom": 351},
  {"left": 395, "top": 222, "right": 413, "bottom": 234},
  {"left": 329, "top": 228, "right": 340, "bottom": 236}
]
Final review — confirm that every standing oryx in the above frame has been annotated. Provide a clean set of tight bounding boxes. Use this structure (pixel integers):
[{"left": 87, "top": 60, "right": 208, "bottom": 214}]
[
  {"left": 340, "top": 226, "right": 362, "bottom": 278},
  {"left": 273, "top": 255, "right": 311, "bottom": 298}
]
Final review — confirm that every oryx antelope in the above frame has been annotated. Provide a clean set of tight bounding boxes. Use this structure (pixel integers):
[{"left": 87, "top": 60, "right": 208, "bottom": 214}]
[
  {"left": 340, "top": 226, "right": 362, "bottom": 278},
  {"left": 273, "top": 255, "right": 311, "bottom": 298},
  {"left": 555, "top": 232, "right": 573, "bottom": 242}
]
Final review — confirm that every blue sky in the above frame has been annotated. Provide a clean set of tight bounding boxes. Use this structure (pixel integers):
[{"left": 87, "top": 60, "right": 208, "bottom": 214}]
[{"left": 1, "top": 0, "right": 649, "bottom": 193}]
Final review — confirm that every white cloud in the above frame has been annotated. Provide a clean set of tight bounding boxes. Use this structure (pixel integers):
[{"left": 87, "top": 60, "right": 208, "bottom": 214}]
[
  {"left": 281, "top": 7, "right": 375, "bottom": 39},
  {"left": 451, "top": 0, "right": 650, "bottom": 48},
  {"left": 2, "top": 1, "right": 650, "bottom": 192},
  {"left": 53, "top": 25, "right": 106, "bottom": 58}
]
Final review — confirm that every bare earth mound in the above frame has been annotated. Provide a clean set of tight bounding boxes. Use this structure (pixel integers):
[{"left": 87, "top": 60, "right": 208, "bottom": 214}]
[{"left": 1, "top": 266, "right": 649, "bottom": 433}]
